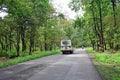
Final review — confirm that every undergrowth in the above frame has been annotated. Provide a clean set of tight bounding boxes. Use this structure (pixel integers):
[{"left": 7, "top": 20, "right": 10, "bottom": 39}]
[
  {"left": 0, "top": 50, "right": 60, "bottom": 68},
  {"left": 86, "top": 47, "right": 120, "bottom": 80}
]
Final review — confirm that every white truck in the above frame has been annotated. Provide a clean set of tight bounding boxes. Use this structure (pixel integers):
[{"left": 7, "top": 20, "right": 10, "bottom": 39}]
[{"left": 61, "top": 40, "right": 73, "bottom": 54}]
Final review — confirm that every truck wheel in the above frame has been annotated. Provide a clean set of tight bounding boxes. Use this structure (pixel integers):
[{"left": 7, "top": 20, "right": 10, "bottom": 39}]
[
  {"left": 70, "top": 51, "right": 73, "bottom": 54},
  {"left": 62, "top": 51, "right": 65, "bottom": 54}
]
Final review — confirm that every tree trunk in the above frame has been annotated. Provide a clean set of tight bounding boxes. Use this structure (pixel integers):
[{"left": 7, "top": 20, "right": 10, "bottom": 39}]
[
  {"left": 91, "top": 1, "right": 101, "bottom": 51},
  {"left": 16, "top": 28, "right": 20, "bottom": 57},
  {"left": 104, "top": 41, "right": 107, "bottom": 50},
  {"left": 92, "top": 43, "right": 95, "bottom": 50},
  {"left": 44, "top": 31, "right": 48, "bottom": 51},
  {"left": 115, "top": 45, "right": 119, "bottom": 50},
  {"left": 50, "top": 42, "right": 53, "bottom": 51},
  {"left": 21, "top": 26, "right": 26, "bottom": 52},
  {"left": 29, "top": 36, "right": 33, "bottom": 55},
  {"left": 0, "top": 39, "right": 4, "bottom": 55},
  {"left": 98, "top": 1, "right": 104, "bottom": 52},
  {"left": 29, "top": 27, "right": 35, "bottom": 55},
  {"left": 5, "top": 36, "right": 8, "bottom": 52},
  {"left": 111, "top": 0, "right": 118, "bottom": 50},
  {"left": 111, "top": 0, "right": 116, "bottom": 27},
  {"left": 109, "top": 42, "right": 114, "bottom": 49},
  {"left": 9, "top": 28, "right": 12, "bottom": 51},
  {"left": 96, "top": 40, "right": 99, "bottom": 51}
]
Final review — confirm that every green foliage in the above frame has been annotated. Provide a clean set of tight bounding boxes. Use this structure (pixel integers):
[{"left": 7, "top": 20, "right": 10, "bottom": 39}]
[
  {"left": 7, "top": 50, "right": 17, "bottom": 58},
  {"left": 93, "top": 52, "right": 120, "bottom": 64},
  {"left": 87, "top": 48, "right": 120, "bottom": 64},
  {"left": 96, "top": 63, "right": 120, "bottom": 80},
  {"left": 1, "top": 50, "right": 8, "bottom": 58},
  {"left": 70, "top": 0, "right": 120, "bottom": 50},
  {"left": 0, "top": 0, "right": 59, "bottom": 57},
  {"left": 86, "top": 48, "right": 120, "bottom": 80},
  {"left": 19, "top": 51, "right": 28, "bottom": 57},
  {"left": 1, "top": 50, "right": 17, "bottom": 58}
]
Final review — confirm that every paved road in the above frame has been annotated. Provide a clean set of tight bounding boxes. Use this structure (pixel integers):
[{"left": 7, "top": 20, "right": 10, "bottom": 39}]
[{"left": 0, "top": 49, "right": 102, "bottom": 80}]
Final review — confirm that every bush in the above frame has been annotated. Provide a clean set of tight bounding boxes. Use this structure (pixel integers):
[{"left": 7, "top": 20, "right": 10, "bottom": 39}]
[
  {"left": 7, "top": 50, "right": 17, "bottom": 58},
  {"left": 86, "top": 48, "right": 120, "bottom": 80},
  {"left": 1, "top": 50, "right": 17, "bottom": 58},
  {"left": 20, "top": 51, "right": 28, "bottom": 57},
  {"left": 1, "top": 50, "right": 8, "bottom": 58}
]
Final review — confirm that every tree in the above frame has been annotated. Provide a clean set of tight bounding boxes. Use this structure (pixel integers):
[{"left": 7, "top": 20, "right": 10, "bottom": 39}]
[
  {"left": 0, "top": 0, "right": 54, "bottom": 58},
  {"left": 70, "top": 0, "right": 120, "bottom": 51}
]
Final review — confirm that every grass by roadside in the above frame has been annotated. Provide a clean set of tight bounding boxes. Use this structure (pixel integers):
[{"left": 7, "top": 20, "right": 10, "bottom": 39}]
[
  {"left": 0, "top": 50, "right": 60, "bottom": 68},
  {"left": 86, "top": 47, "right": 120, "bottom": 80}
]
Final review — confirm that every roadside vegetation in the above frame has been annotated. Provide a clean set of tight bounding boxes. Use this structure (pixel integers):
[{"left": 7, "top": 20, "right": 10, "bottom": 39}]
[
  {"left": 70, "top": 0, "right": 120, "bottom": 52},
  {"left": 86, "top": 47, "right": 120, "bottom": 80},
  {"left": 0, "top": 50, "right": 60, "bottom": 68}
]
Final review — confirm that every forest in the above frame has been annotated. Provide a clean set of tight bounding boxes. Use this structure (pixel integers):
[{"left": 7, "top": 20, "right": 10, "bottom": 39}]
[
  {"left": 70, "top": 0, "right": 120, "bottom": 52},
  {"left": 0, "top": 0, "right": 120, "bottom": 59},
  {"left": 0, "top": 0, "right": 83, "bottom": 59}
]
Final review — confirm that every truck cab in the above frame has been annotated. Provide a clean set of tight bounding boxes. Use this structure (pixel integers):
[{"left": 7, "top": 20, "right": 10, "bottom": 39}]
[{"left": 61, "top": 40, "right": 73, "bottom": 54}]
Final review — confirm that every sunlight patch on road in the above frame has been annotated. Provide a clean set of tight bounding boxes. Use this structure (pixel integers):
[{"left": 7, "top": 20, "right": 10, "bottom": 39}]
[{"left": 66, "top": 54, "right": 87, "bottom": 58}]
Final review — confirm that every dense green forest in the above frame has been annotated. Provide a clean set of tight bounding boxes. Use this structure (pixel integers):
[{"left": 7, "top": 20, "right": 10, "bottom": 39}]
[
  {"left": 0, "top": 0, "right": 120, "bottom": 59},
  {"left": 70, "top": 0, "right": 120, "bottom": 52},
  {"left": 0, "top": 0, "right": 57, "bottom": 58},
  {"left": 0, "top": 0, "right": 83, "bottom": 59}
]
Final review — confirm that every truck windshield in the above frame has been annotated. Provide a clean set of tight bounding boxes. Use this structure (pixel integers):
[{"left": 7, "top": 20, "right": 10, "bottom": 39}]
[{"left": 61, "top": 40, "right": 71, "bottom": 46}]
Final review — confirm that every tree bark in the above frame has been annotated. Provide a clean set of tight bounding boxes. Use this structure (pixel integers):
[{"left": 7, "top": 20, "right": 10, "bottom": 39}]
[
  {"left": 29, "top": 27, "right": 35, "bottom": 55},
  {"left": 111, "top": 0, "right": 116, "bottom": 27},
  {"left": 98, "top": 0, "right": 104, "bottom": 52},
  {"left": 16, "top": 28, "right": 20, "bottom": 57},
  {"left": 21, "top": 26, "right": 26, "bottom": 52},
  {"left": 9, "top": 27, "right": 12, "bottom": 51},
  {"left": 44, "top": 31, "right": 48, "bottom": 51},
  {"left": 91, "top": 1, "right": 101, "bottom": 51}
]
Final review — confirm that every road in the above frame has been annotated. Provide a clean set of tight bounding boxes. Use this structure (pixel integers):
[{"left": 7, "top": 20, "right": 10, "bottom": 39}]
[{"left": 0, "top": 49, "right": 102, "bottom": 80}]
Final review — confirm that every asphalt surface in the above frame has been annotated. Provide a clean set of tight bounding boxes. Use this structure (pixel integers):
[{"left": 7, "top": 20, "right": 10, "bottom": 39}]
[{"left": 0, "top": 49, "right": 102, "bottom": 80}]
